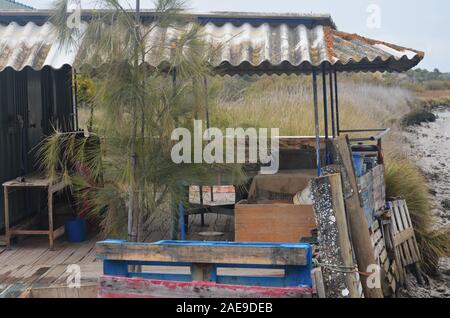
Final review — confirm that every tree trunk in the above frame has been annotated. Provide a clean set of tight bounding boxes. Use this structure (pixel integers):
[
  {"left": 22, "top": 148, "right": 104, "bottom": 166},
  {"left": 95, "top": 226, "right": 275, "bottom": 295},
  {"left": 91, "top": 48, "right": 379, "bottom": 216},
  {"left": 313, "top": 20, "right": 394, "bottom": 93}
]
[{"left": 128, "top": 0, "right": 141, "bottom": 244}]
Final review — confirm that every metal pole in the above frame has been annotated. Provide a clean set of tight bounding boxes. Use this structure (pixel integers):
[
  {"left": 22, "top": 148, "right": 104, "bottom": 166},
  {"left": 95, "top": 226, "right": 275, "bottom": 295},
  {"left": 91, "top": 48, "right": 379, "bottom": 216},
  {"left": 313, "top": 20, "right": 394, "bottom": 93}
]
[
  {"left": 321, "top": 65, "right": 329, "bottom": 165},
  {"left": 204, "top": 76, "right": 211, "bottom": 131},
  {"left": 170, "top": 70, "right": 179, "bottom": 241},
  {"left": 179, "top": 202, "right": 185, "bottom": 240},
  {"left": 329, "top": 70, "right": 336, "bottom": 138},
  {"left": 73, "top": 68, "right": 79, "bottom": 131},
  {"left": 313, "top": 69, "right": 321, "bottom": 177},
  {"left": 203, "top": 76, "right": 214, "bottom": 208},
  {"left": 334, "top": 68, "right": 340, "bottom": 136},
  {"left": 172, "top": 68, "right": 177, "bottom": 94},
  {"left": 322, "top": 65, "right": 329, "bottom": 141}
]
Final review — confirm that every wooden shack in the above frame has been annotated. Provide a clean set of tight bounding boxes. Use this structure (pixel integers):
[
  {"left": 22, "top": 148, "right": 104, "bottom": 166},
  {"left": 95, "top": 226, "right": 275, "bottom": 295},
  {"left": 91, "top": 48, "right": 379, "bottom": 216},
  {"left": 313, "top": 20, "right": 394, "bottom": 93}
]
[{"left": 0, "top": 19, "right": 77, "bottom": 231}]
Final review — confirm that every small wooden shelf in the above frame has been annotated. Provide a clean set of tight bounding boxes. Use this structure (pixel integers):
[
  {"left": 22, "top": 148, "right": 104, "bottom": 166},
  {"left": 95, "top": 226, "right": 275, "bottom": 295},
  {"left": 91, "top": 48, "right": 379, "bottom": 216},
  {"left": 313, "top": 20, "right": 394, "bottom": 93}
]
[{"left": 2, "top": 175, "right": 68, "bottom": 250}]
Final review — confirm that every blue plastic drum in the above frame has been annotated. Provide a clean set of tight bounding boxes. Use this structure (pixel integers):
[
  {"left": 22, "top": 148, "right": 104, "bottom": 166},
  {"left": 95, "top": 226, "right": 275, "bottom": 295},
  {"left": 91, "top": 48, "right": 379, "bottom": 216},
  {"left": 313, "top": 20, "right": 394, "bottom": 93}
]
[{"left": 65, "top": 218, "right": 87, "bottom": 243}]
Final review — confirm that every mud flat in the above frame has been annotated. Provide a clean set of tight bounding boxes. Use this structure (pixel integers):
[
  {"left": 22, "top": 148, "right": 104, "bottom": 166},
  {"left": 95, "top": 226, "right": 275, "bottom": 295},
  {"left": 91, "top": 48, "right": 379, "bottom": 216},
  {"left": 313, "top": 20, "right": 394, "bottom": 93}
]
[{"left": 402, "top": 106, "right": 450, "bottom": 298}]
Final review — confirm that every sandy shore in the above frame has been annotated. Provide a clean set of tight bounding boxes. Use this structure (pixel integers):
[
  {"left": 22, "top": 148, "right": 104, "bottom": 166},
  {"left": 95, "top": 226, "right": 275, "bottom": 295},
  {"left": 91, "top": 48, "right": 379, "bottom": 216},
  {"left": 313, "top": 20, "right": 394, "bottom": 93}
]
[{"left": 401, "top": 106, "right": 450, "bottom": 298}]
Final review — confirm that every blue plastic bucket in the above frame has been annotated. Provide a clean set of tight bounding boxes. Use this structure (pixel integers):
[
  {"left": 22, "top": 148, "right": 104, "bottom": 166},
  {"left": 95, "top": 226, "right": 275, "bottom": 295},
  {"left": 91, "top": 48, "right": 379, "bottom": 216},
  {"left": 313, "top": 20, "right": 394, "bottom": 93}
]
[
  {"left": 352, "top": 154, "right": 364, "bottom": 177},
  {"left": 65, "top": 218, "right": 87, "bottom": 243}
]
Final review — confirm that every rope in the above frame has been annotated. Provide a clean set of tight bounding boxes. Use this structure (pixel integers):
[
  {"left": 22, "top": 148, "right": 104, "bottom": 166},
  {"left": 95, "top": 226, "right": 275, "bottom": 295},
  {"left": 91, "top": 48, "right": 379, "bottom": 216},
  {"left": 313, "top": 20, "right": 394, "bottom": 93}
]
[{"left": 313, "top": 259, "right": 372, "bottom": 277}]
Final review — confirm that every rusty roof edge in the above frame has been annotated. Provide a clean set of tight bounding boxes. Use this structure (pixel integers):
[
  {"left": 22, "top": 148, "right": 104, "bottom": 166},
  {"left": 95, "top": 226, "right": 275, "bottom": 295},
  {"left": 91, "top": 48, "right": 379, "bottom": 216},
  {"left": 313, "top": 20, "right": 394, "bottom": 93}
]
[{"left": 333, "top": 30, "right": 425, "bottom": 57}]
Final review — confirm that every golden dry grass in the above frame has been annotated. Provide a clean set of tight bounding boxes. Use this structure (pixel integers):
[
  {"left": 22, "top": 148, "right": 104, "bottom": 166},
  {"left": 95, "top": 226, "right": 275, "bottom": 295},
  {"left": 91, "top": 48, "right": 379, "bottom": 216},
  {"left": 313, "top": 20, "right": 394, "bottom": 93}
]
[
  {"left": 213, "top": 75, "right": 448, "bottom": 274},
  {"left": 213, "top": 76, "right": 412, "bottom": 136},
  {"left": 416, "top": 89, "right": 450, "bottom": 108}
]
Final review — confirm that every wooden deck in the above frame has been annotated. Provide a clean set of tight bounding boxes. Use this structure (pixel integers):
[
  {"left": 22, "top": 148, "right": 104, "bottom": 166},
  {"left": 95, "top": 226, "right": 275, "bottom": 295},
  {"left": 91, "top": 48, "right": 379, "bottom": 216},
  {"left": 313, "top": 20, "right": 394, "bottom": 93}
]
[
  {"left": 0, "top": 214, "right": 258, "bottom": 298},
  {"left": 0, "top": 235, "right": 101, "bottom": 298}
]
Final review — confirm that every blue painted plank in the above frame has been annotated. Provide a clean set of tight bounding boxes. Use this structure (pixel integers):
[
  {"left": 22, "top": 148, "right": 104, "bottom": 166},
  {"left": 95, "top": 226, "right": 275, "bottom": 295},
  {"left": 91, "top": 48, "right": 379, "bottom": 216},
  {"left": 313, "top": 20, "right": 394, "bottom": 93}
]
[
  {"left": 130, "top": 273, "right": 192, "bottom": 282},
  {"left": 98, "top": 240, "right": 312, "bottom": 250},
  {"left": 104, "top": 260, "right": 129, "bottom": 277}
]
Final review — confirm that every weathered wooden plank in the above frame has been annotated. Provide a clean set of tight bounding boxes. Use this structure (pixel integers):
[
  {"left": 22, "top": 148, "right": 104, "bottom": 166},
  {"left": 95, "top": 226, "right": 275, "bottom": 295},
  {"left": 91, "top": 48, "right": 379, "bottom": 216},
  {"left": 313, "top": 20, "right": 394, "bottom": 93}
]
[
  {"left": 235, "top": 202, "right": 316, "bottom": 243},
  {"left": 46, "top": 245, "right": 79, "bottom": 266},
  {"left": 98, "top": 276, "right": 312, "bottom": 299},
  {"left": 21, "top": 285, "right": 97, "bottom": 298},
  {"left": 392, "top": 202, "right": 405, "bottom": 233},
  {"left": 398, "top": 203, "right": 412, "bottom": 238},
  {"left": 96, "top": 241, "right": 310, "bottom": 266},
  {"left": 400, "top": 201, "right": 412, "bottom": 229},
  {"left": 312, "top": 268, "right": 326, "bottom": 299},
  {"left": 64, "top": 239, "right": 97, "bottom": 265},
  {"left": 0, "top": 247, "right": 22, "bottom": 263},
  {"left": 20, "top": 265, "right": 53, "bottom": 285},
  {"left": 393, "top": 228, "right": 415, "bottom": 247},
  {"left": 311, "top": 173, "right": 360, "bottom": 298},
  {"left": 401, "top": 202, "right": 422, "bottom": 262},
  {"left": 7, "top": 246, "right": 48, "bottom": 266},
  {"left": 32, "top": 265, "right": 68, "bottom": 288},
  {"left": 332, "top": 137, "right": 384, "bottom": 298},
  {"left": 52, "top": 263, "right": 102, "bottom": 287}
]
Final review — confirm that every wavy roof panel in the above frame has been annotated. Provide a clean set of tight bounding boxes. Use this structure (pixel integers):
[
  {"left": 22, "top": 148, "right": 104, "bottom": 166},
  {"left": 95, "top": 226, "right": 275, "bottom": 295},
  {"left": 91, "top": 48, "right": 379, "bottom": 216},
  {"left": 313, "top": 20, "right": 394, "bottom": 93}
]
[
  {"left": 0, "top": 22, "right": 80, "bottom": 72},
  {"left": 0, "top": 15, "right": 424, "bottom": 74}
]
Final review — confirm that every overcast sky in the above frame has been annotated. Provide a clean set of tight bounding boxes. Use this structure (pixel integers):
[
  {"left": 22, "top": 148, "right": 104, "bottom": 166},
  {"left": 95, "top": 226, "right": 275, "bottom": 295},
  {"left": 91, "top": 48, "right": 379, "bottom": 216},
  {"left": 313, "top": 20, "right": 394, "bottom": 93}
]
[{"left": 21, "top": 0, "right": 450, "bottom": 72}]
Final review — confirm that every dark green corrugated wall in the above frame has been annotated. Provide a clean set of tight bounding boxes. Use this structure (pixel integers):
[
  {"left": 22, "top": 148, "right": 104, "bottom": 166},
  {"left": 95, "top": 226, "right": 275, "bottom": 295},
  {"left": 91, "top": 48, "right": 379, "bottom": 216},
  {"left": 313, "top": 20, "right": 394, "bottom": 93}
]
[{"left": 0, "top": 65, "right": 75, "bottom": 230}]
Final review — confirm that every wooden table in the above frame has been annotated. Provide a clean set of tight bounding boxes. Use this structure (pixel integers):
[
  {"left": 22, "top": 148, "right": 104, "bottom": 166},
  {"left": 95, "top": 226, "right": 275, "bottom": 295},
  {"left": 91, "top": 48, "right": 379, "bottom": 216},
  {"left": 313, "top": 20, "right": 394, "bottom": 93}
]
[{"left": 2, "top": 176, "right": 68, "bottom": 250}]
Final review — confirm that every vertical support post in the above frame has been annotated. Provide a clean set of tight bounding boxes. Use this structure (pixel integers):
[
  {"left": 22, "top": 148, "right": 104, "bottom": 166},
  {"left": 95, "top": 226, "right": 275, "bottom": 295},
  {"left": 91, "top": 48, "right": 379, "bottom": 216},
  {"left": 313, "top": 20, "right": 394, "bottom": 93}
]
[
  {"left": 3, "top": 186, "right": 10, "bottom": 250},
  {"left": 334, "top": 69, "right": 341, "bottom": 136},
  {"left": 203, "top": 77, "right": 214, "bottom": 205},
  {"left": 312, "top": 69, "right": 321, "bottom": 177},
  {"left": 48, "top": 187, "right": 54, "bottom": 251},
  {"left": 73, "top": 68, "right": 79, "bottom": 131},
  {"left": 179, "top": 202, "right": 185, "bottom": 241},
  {"left": 199, "top": 186, "right": 205, "bottom": 227},
  {"left": 329, "top": 71, "right": 336, "bottom": 138},
  {"left": 322, "top": 65, "right": 329, "bottom": 165},
  {"left": 191, "top": 263, "right": 217, "bottom": 282},
  {"left": 321, "top": 65, "right": 329, "bottom": 142},
  {"left": 170, "top": 68, "right": 180, "bottom": 241},
  {"left": 203, "top": 76, "right": 211, "bottom": 131}
]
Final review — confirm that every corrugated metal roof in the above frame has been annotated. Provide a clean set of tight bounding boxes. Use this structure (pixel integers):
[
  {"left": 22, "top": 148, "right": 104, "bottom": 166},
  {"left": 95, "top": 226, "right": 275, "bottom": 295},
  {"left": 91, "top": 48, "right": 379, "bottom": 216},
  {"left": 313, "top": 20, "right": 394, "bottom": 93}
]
[
  {"left": 0, "top": 16, "right": 424, "bottom": 74},
  {"left": 0, "top": 0, "right": 33, "bottom": 11},
  {"left": 0, "top": 22, "right": 80, "bottom": 72},
  {"left": 143, "top": 23, "right": 424, "bottom": 74}
]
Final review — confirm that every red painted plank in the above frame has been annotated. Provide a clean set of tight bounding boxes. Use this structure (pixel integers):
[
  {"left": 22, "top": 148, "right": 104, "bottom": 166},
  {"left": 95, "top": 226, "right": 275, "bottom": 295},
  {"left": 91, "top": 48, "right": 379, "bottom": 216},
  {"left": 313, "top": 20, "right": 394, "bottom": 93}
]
[{"left": 98, "top": 276, "right": 312, "bottom": 298}]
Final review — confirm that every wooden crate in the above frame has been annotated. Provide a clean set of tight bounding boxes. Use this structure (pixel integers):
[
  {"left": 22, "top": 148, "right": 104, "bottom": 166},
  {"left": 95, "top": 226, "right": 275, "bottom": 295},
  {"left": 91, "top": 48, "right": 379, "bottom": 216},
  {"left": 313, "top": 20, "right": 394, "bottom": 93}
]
[{"left": 235, "top": 200, "right": 316, "bottom": 243}]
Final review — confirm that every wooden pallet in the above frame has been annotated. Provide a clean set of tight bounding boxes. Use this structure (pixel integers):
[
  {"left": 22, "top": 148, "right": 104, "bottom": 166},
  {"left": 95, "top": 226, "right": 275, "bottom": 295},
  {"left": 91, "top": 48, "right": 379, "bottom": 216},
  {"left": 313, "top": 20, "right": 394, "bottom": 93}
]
[
  {"left": 370, "top": 220, "right": 395, "bottom": 295},
  {"left": 97, "top": 240, "right": 314, "bottom": 298},
  {"left": 389, "top": 200, "right": 421, "bottom": 285}
]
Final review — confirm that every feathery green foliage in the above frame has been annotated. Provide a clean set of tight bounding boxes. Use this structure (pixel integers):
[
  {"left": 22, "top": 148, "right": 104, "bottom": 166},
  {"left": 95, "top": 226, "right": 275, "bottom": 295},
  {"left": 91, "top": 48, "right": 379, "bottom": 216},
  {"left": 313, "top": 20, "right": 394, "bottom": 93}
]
[{"left": 41, "top": 0, "right": 246, "bottom": 240}]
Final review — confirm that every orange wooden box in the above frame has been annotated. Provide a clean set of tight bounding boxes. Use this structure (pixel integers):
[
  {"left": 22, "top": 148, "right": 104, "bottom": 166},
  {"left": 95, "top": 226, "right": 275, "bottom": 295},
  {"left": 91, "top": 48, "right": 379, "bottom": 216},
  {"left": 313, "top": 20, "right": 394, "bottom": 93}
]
[{"left": 235, "top": 200, "right": 317, "bottom": 243}]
